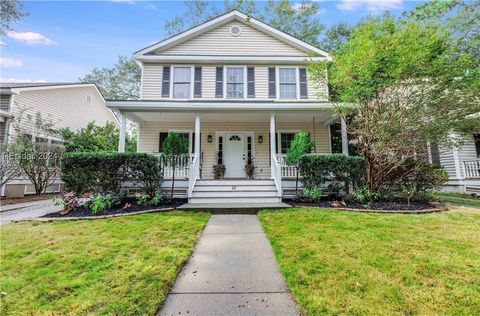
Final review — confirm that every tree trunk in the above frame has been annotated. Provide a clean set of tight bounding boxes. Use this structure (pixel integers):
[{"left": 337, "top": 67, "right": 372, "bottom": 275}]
[
  {"left": 295, "top": 165, "right": 299, "bottom": 195},
  {"left": 171, "top": 158, "right": 176, "bottom": 200}
]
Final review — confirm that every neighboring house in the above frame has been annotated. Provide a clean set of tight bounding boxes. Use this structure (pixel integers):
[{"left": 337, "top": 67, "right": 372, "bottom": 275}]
[
  {"left": 435, "top": 133, "right": 480, "bottom": 195},
  {"left": 107, "top": 10, "right": 349, "bottom": 205},
  {"left": 0, "top": 82, "right": 118, "bottom": 198}
]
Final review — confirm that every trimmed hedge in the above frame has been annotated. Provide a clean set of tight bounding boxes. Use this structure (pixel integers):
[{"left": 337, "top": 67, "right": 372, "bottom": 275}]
[
  {"left": 299, "top": 154, "right": 367, "bottom": 194},
  {"left": 61, "top": 152, "right": 162, "bottom": 196}
]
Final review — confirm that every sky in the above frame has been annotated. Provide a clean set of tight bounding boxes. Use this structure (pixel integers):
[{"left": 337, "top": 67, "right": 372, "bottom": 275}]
[{"left": 0, "top": 0, "right": 426, "bottom": 83}]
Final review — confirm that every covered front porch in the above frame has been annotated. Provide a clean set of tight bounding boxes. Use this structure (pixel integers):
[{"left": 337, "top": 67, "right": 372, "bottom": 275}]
[{"left": 108, "top": 101, "right": 349, "bottom": 199}]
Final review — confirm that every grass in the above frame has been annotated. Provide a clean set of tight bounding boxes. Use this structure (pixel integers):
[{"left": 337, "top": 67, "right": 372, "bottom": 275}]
[
  {"left": 434, "top": 193, "right": 480, "bottom": 207},
  {"left": 259, "top": 206, "right": 480, "bottom": 315},
  {"left": 0, "top": 211, "right": 210, "bottom": 315}
]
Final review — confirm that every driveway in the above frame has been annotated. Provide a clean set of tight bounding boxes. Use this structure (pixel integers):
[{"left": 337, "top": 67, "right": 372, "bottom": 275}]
[
  {"left": 159, "top": 214, "right": 298, "bottom": 315},
  {"left": 0, "top": 199, "right": 61, "bottom": 225}
]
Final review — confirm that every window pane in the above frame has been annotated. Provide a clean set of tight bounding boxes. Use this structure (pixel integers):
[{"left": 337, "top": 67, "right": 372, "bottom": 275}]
[
  {"left": 281, "top": 133, "right": 295, "bottom": 154},
  {"left": 227, "top": 83, "right": 244, "bottom": 98},
  {"left": 279, "top": 68, "right": 296, "bottom": 84},
  {"left": 174, "top": 67, "right": 191, "bottom": 82},
  {"left": 227, "top": 68, "right": 244, "bottom": 84},
  {"left": 279, "top": 84, "right": 296, "bottom": 99},
  {"left": 173, "top": 83, "right": 191, "bottom": 98}
]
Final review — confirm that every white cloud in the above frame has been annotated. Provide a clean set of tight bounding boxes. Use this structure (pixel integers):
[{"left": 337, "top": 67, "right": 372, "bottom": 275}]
[
  {"left": 291, "top": 3, "right": 313, "bottom": 12},
  {"left": 337, "top": 0, "right": 403, "bottom": 13},
  {"left": 144, "top": 4, "right": 157, "bottom": 10},
  {"left": 6, "top": 31, "right": 58, "bottom": 45},
  {"left": 0, "top": 78, "right": 47, "bottom": 83},
  {"left": 110, "top": 0, "right": 136, "bottom": 4},
  {"left": 0, "top": 40, "right": 6, "bottom": 46},
  {"left": 0, "top": 57, "right": 24, "bottom": 68}
]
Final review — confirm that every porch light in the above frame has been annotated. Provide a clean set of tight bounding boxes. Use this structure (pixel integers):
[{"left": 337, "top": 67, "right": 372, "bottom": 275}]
[
  {"left": 258, "top": 135, "right": 263, "bottom": 144},
  {"left": 207, "top": 135, "right": 213, "bottom": 143}
]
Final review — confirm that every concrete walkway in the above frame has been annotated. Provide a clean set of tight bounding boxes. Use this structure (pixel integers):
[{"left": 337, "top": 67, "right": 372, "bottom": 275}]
[
  {"left": 159, "top": 215, "right": 298, "bottom": 316},
  {"left": 0, "top": 199, "right": 61, "bottom": 225}
]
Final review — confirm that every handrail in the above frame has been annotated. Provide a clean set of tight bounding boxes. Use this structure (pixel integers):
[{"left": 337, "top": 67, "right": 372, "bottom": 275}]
[
  {"left": 188, "top": 154, "right": 200, "bottom": 198},
  {"left": 271, "top": 153, "right": 283, "bottom": 197},
  {"left": 463, "top": 159, "right": 480, "bottom": 179}
]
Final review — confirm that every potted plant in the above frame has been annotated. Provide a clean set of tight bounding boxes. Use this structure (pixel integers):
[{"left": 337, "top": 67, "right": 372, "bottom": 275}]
[
  {"left": 244, "top": 156, "right": 256, "bottom": 179},
  {"left": 213, "top": 151, "right": 225, "bottom": 179}
]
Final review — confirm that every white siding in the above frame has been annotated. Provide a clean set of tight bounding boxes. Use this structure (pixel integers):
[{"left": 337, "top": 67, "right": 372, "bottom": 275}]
[
  {"left": 141, "top": 64, "right": 328, "bottom": 101},
  {"left": 156, "top": 21, "right": 308, "bottom": 57},
  {"left": 9, "top": 86, "right": 116, "bottom": 140},
  {"left": 0, "top": 95, "right": 11, "bottom": 111},
  {"left": 440, "top": 135, "right": 479, "bottom": 181},
  {"left": 138, "top": 120, "right": 331, "bottom": 179}
]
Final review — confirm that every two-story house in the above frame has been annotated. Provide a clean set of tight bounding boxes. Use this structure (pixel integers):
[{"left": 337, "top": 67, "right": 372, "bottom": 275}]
[{"left": 107, "top": 10, "right": 348, "bottom": 206}]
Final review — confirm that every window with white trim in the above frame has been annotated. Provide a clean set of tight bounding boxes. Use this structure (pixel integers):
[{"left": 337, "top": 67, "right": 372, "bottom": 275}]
[
  {"left": 279, "top": 132, "right": 296, "bottom": 154},
  {"left": 172, "top": 67, "right": 192, "bottom": 98},
  {"left": 226, "top": 67, "right": 244, "bottom": 99},
  {"left": 279, "top": 68, "right": 297, "bottom": 99}
]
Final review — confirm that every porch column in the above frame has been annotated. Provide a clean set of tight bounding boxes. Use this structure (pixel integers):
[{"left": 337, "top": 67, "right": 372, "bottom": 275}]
[
  {"left": 118, "top": 112, "right": 126, "bottom": 153},
  {"left": 194, "top": 114, "right": 201, "bottom": 175},
  {"left": 270, "top": 113, "right": 276, "bottom": 177},
  {"left": 341, "top": 116, "right": 349, "bottom": 156}
]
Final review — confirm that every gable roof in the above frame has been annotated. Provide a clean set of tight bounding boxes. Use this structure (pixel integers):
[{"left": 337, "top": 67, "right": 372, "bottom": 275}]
[{"left": 134, "top": 10, "right": 330, "bottom": 60}]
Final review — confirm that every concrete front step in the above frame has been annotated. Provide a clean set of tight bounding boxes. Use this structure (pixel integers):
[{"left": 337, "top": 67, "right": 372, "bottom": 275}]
[
  {"left": 195, "top": 179, "right": 275, "bottom": 186},
  {"left": 193, "top": 185, "right": 278, "bottom": 192},
  {"left": 189, "top": 197, "right": 282, "bottom": 204},
  {"left": 178, "top": 202, "right": 291, "bottom": 213},
  {"left": 192, "top": 190, "right": 279, "bottom": 198}
]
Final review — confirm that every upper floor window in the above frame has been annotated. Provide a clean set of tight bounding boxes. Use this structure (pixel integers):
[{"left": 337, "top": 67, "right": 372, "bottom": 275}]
[
  {"left": 278, "top": 68, "right": 297, "bottom": 99},
  {"left": 173, "top": 67, "right": 192, "bottom": 98},
  {"left": 226, "top": 67, "right": 244, "bottom": 99}
]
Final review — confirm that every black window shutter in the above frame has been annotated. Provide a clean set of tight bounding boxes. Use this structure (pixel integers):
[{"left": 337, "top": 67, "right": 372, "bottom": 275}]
[
  {"left": 299, "top": 68, "right": 308, "bottom": 99},
  {"left": 194, "top": 67, "right": 202, "bottom": 98},
  {"left": 159, "top": 132, "right": 168, "bottom": 152},
  {"left": 247, "top": 67, "right": 255, "bottom": 98},
  {"left": 161, "top": 66, "right": 171, "bottom": 97},
  {"left": 268, "top": 67, "right": 276, "bottom": 98},
  {"left": 215, "top": 67, "right": 223, "bottom": 98},
  {"left": 474, "top": 134, "right": 480, "bottom": 157}
]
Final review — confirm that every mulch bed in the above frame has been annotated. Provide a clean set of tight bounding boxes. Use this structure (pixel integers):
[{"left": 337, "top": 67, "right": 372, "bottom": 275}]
[
  {"left": 284, "top": 198, "right": 442, "bottom": 213},
  {"left": 43, "top": 198, "right": 186, "bottom": 218}
]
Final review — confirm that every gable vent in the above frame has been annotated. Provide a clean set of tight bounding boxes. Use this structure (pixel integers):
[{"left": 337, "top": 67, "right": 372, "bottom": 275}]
[{"left": 229, "top": 25, "right": 242, "bottom": 37}]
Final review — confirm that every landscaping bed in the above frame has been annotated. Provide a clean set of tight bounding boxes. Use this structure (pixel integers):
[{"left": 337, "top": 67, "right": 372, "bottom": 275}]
[{"left": 42, "top": 198, "right": 186, "bottom": 218}]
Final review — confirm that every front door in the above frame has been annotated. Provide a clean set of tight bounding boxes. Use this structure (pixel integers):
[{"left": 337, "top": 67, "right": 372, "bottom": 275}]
[{"left": 225, "top": 133, "right": 245, "bottom": 178}]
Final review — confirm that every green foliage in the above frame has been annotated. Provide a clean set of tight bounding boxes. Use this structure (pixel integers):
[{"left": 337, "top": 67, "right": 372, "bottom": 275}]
[
  {"left": 0, "top": 0, "right": 28, "bottom": 36},
  {"left": 285, "top": 132, "right": 314, "bottom": 166},
  {"left": 303, "top": 187, "right": 323, "bottom": 202},
  {"left": 61, "top": 152, "right": 162, "bottom": 197},
  {"left": 150, "top": 188, "right": 163, "bottom": 206},
  {"left": 351, "top": 187, "right": 381, "bottom": 205},
  {"left": 89, "top": 193, "right": 113, "bottom": 215},
  {"left": 61, "top": 121, "right": 136, "bottom": 153},
  {"left": 299, "top": 154, "right": 367, "bottom": 194},
  {"left": 319, "top": 22, "right": 352, "bottom": 53},
  {"left": 135, "top": 193, "right": 149, "bottom": 206},
  {"left": 52, "top": 192, "right": 83, "bottom": 215},
  {"left": 163, "top": 133, "right": 189, "bottom": 199},
  {"left": 81, "top": 56, "right": 141, "bottom": 100}
]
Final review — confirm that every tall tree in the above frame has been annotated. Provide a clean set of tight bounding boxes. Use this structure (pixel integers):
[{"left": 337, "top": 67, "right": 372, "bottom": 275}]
[
  {"left": 162, "top": 133, "right": 189, "bottom": 199},
  {"left": 0, "top": 0, "right": 27, "bottom": 36},
  {"left": 310, "top": 14, "right": 480, "bottom": 192},
  {"left": 81, "top": 56, "right": 141, "bottom": 100},
  {"left": 164, "top": 0, "right": 325, "bottom": 46},
  {"left": 320, "top": 23, "right": 352, "bottom": 54}
]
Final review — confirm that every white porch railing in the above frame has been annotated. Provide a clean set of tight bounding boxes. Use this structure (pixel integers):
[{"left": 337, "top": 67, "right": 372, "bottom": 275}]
[
  {"left": 188, "top": 154, "right": 200, "bottom": 198},
  {"left": 276, "top": 154, "right": 298, "bottom": 178},
  {"left": 463, "top": 159, "right": 480, "bottom": 179},
  {"left": 271, "top": 153, "right": 283, "bottom": 197},
  {"left": 154, "top": 153, "right": 194, "bottom": 179}
]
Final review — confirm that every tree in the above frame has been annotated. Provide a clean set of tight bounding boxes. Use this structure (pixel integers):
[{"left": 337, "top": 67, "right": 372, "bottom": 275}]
[
  {"left": 162, "top": 133, "right": 189, "bottom": 199},
  {"left": 1, "top": 0, "right": 27, "bottom": 36},
  {"left": 61, "top": 121, "right": 136, "bottom": 153},
  {"left": 285, "top": 132, "right": 314, "bottom": 194},
  {"left": 320, "top": 23, "right": 352, "bottom": 54},
  {"left": 81, "top": 56, "right": 141, "bottom": 100},
  {"left": 310, "top": 14, "right": 480, "bottom": 193},
  {"left": 165, "top": 0, "right": 325, "bottom": 46},
  {"left": 0, "top": 142, "right": 22, "bottom": 188}
]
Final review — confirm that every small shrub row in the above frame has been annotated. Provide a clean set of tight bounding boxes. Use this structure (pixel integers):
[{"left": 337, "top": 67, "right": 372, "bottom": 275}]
[
  {"left": 61, "top": 152, "right": 162, "bottom": 197},
  {"left": 300, "top": 154, "right": 367, "bottom": 194}
]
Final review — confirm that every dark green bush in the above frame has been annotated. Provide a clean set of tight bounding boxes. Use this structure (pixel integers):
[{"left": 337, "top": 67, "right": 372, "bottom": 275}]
[
  {"left": 61, "top": 152, "right": 162, "bottom": 196},
  {"left": 299, "top": 154, "right": 367, "bottom": 194}
]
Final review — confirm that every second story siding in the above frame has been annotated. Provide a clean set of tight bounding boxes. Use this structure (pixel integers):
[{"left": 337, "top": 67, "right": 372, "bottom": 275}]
[{"left": 141, "top": 64, "right": 328, "bottom": 101}]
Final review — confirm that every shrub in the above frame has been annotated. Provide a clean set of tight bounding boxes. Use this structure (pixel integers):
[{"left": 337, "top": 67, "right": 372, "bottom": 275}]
[
  {"left": 150, "top": 188, "right": 162, "bottom": 206},
  {"left": 90, "top": 194, "right": 108, "bottom": 215},
  {"left": 299, "top": 154, "right": 367, "bottom": 195},
  {"left": 303, "top": 187, "right": 323, "bottom": 203},
  {"left": 351, "top": 187, "right": 381, "bottom": 204},
  {"left": 61, "top": 152, "right": 162, "bottom": 196},
  {"left": 52, "top": 192, "right": 83, "bottom": 215}
]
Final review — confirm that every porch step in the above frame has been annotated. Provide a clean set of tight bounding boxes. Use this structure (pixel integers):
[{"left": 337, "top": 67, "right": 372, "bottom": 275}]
[{"left": 189, "top": 179, "right": 281, "bottom": 204}]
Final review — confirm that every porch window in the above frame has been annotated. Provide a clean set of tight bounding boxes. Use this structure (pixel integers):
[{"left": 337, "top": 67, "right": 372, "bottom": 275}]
[
  {"left": 474, "top": 133, "right": 480, "bottom": 157},
  {"left": 279, "top": 132, "right": 296, "bottom": 154},
  {"left": 279, "top": 68, "right": 297, "bottom": 99},
  {"left": 172, "top": 67, "right": 192, "bottom": 99},
  {"left": 226, "top": 67, "right": 244, "bottom": 99}
]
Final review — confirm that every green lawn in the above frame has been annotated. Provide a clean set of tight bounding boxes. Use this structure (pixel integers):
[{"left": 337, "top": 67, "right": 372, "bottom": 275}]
[
  {"left": 434, "top": 193, "right": 480, "bottom": 207},
  {"left": 0, "top": 211, "right": 210, "bottom": 315},
  {"left": 259, "top": 206, "right": 480, "bottom": 315}
]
